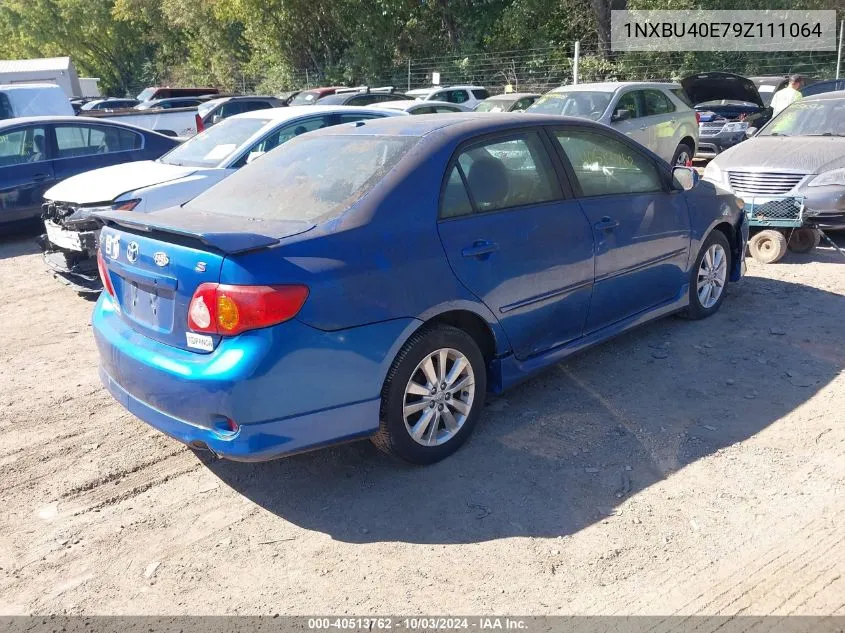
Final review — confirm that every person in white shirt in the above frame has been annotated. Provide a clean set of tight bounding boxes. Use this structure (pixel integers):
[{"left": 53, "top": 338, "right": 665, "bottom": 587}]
[{"left": 771, "top": 75, "right": 803, "bottom": 116}]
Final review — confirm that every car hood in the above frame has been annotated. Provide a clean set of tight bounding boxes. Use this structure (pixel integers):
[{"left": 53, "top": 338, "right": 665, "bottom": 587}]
[
  {"left": 715, "top": 136, "right": 845, "bottom": 174},
  {"left": 681, "top": 72, "right": 764, "bottom": 108},
  {"left": 44, "top": 161, "right": 200, "bottom": 204}
]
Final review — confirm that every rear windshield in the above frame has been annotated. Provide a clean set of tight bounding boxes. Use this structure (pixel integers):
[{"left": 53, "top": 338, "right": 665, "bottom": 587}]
[
  {"left": 159, "top": 117, "right": 269, "bottom": 167},
  {"left": 185, "top": 135, "right": 417, "bottom": 222},
  {"left": 475, "top": 98, "right": 511, "bottom": 112},
  {"left": 527, "top": 91, "right": 612, "bottom": 120},
  {"left": 290, "top": 90, "right": 322, "bottom": 105},
  {"left": 136, "top": 88, "right": 156, "bottom": 102}
]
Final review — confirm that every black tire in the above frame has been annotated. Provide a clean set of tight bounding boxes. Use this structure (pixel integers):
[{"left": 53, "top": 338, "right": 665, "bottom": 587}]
[
  {"left": 787, "top": 228, "right": 820, "bottom": 253},
  {"left": 672, "top": 143, "right": 694, "bottom": 166},
  {"left": 683, "top": 230, "right": 732, "bottom": 320},
  {"left": 372, "top": 324, "right": 487, "bottom": 464},
  {"left": 748, "top": 230, "right": 788, "bottom": 264}
]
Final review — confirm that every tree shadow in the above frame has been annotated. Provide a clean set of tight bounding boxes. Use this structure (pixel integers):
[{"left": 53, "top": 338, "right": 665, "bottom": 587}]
[{"left": 200, "top": 275, "right": 844, "bottom": 544}]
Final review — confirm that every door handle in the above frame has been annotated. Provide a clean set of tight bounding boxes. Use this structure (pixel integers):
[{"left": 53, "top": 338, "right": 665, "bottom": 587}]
[
  {"left": 594, "top": 217, "right": 619, "bottom": 231},
  {"left": 32, "top": 173, "right": 50, "bottom": 182},
  {"left": 461, "top": 240, "right": 499, "bottom": 258}
]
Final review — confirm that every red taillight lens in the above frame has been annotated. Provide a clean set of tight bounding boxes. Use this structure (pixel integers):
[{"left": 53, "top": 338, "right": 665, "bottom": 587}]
[
  {"left": 695, "top": 111, "right": 701, "bottom": 124},
  {"left": 195, "top": 113, "right": 204, "bottom": 134},
  {"left": 187, "top": 283, "right": 309, "bottom": 336},
  {"left": 113, "top": 199, "right": 140, "bottom": 211},
  {"left": 97, "top": 250, "right": 116, "bottom": 298}
]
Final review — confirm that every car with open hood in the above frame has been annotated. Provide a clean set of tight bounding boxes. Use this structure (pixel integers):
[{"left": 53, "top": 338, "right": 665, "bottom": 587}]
[
  {"left": 704, "top": 90, "right": 845, "bottom": 232},
  {"left": 682, "top": 72, "right": 771, "bottom": 159}
]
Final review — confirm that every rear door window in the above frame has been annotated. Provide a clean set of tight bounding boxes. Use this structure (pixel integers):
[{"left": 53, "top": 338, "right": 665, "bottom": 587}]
[
  {"left": 234, "top": 115, "right": 332, "bottom": 166},
  {"left": 451, "top": 132, "right": 560, "bottom": 214},
  {"left": 239, "top": 100, "right": 273, "bottom": 113},
  {"left": 472, "top": 89, "right": 490, "bottom": 100},
  {"left": 54, "top": 125, "right": 140, "bottom": 159},
  {"left": 0, "top": 126, "right": 48, "bottom": 166},
  {"left": 644, "top": 90, "right": 676, "bottom": 116}
]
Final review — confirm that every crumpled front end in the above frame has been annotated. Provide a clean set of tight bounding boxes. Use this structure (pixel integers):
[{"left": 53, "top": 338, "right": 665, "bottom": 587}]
[{"left": 39, "top": 201, "right": 103, "bottom": 293}]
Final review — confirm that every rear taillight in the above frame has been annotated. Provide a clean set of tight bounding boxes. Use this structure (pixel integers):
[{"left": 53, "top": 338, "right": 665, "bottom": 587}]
[
  {"left": 195, "top": 113, "right": 204, "bottom": 134},
  {"left": 113, "top": 199, "right": 140, "bottom": 211},
  {"left": 695, "top": 111, "right": 701, "bottom": 124},
  {"left": 187, "top": 283, "right": 309, "bottom": 336},
  {"left": 97, "top": 250, "right": 116, "bottom": 298}
]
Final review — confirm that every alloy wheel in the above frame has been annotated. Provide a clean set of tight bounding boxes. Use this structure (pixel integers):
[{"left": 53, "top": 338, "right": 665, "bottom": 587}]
[
  {"left": 402, "top": 348, "right": 476, "bottom": 446},
  {"left": 697, "top": 243, "right": 728, "bottom": 309}
]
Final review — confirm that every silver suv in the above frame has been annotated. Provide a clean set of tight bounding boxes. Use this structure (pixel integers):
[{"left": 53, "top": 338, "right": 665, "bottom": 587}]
[{"left": 526, "top": 81, "right": 700, "bottom": 165}]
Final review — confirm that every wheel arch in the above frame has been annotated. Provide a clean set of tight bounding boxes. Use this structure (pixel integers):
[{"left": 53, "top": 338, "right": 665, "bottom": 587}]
[{"left": 679, "top": 135, "right": 697, "bottom": 154}]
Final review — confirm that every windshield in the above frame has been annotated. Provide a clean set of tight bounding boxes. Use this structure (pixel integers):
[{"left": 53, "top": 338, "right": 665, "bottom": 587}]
[
  {"left": 475, "top": 99, "right": 511, "bottom": 112},
  {"left": 186, "top": 135, "right": 417, "bottom": 222},
  {"left": 760, "top": 98, "right": 845, "bottom": 137},
  {"left": 136, "top": 88, "right": 156, "bottom": 101},
  {"left": 526, "top": 91, "right": 611, "bottom": 120},
  {"left": 290, "top": 90, "right": 322, "bottom": 105},
  {"left": 159, "top": 117, "right": 270, "bottom": 167}
]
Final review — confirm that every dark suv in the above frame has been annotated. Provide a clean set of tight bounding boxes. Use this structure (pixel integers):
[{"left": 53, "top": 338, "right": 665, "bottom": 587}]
[
  {"left": 316, "top": 87, "right": 413, "bottom": 106},
  {"left": 197, "top": 95, "right": 284, "bottom": 128}
]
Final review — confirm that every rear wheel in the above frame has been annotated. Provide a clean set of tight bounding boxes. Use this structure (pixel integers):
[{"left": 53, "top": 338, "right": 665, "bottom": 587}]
[
  {"left": 372, "top": 325, "right": 486, "bottom": 464},
  {"left": 748, "top": 230, "right": 788, "bottom": 263},
  {"left": 787, "top": 228, "right": 820, "bottom": 253},
  {"left": 672, "top": 143, "right": 694, "bottom": 166}
]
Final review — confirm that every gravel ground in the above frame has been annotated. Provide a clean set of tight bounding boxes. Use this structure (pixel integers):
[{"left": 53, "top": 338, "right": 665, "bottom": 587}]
[{"left": 0, "top": 228, "right": 843, "bottom": 616}]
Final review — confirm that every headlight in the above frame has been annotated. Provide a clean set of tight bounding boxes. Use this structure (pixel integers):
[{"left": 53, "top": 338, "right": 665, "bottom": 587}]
[
  {"left": 703, "top": 162, "right": 723, "bottom": 183},
  {"left": 722, "top": 122, "right": 749, "bottom": 133},
  {"left": 808, "top": 168, "right": 845, "bottom": 187}
]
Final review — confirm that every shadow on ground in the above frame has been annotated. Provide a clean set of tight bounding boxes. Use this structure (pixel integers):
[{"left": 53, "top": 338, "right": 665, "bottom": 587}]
[
  {"left": 198, "top": 275, "right": 843, "bottom": 544},
  {"left": 0, "top": 225, "right": 41, "bottom": 260}
]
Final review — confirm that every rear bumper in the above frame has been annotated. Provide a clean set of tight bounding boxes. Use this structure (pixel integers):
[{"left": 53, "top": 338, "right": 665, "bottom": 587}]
[{"left": 93, "top": 293, "right": 421, "bottom": 461}]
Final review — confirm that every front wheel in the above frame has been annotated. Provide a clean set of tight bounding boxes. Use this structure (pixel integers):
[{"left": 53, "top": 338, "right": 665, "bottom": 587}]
[
  {"left": 372, "top": 325, "right": 487, "bottom": 464},
  {"left": 683, "top": 231, "right": 731, "bottom": 320}
]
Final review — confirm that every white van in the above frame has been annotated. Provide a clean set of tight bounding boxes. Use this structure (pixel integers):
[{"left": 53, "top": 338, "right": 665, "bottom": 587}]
[{"left": 0, "top": 84, "right": 74, "bottom": 120}]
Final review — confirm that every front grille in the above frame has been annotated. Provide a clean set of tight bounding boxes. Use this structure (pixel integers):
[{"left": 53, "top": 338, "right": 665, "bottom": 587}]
[
  {"left": 700, "top": 122, "right": 724, "bottom": 135},
  {"left": 727, "top": 171, "right": 807, "bottom": 195}
]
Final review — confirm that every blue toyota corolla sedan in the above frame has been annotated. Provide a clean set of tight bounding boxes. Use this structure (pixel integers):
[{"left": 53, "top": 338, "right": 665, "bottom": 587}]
[{"left": 92, "top": 114, "right": 748, "bottom": 464}]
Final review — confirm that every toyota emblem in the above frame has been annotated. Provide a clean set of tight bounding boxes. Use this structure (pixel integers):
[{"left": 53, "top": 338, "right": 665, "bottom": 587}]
[{"left": 127, "top": 241, "right": 140, "bottom": 263}]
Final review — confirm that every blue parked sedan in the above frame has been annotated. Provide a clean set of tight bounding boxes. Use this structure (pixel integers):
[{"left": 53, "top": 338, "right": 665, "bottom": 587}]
[
  {"left": 92, "top": 114, "right": 748, "bottom": 464},
  {"left": 0, "top": 116, "right": 177, "bottom": 227}
]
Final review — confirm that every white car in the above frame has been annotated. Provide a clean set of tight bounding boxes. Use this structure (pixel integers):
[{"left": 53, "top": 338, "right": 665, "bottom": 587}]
[
  {"left": 41, "top": 105, "right": 404, "bottom": 291},
  {"left": 376, "top": 100, "right": 470, "bottom": 114},
  {"left": 526, "top": 82, "right": 700, "bottom": 165},
  {"left": 406, "top": 85, "right": 490, "bottom": 110}
]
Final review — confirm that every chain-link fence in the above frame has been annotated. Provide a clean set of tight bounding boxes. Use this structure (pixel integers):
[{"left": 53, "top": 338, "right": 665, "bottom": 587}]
[{"left": 127, "top": 42, "right": 843, "bottom": 97}]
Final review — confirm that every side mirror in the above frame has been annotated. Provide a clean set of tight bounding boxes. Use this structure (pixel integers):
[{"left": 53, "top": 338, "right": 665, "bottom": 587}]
[
  {"left": 673, "top": 166, "right": 700, "bottom": 191},
  {"left": 745, "top": 126, "right": 758, "bottom": 138},
  {"left": 245, "top": 150, "right": 265, "bottom": 164},
  {"left": 211, "top": 114, "right": 223, "bottom": 126},
  {"left": 612, "top": 108, "right": 632, "bottom": 122}
]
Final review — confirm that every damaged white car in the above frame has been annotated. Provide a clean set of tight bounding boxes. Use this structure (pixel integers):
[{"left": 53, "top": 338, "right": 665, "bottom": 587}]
[{"left": 40, "top": 105, "right": 402, "bottom": 291}]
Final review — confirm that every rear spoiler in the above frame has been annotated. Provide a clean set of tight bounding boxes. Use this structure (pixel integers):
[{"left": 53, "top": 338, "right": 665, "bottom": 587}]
[{"left": 94, "top": 207, "right": 315, "bottom": 254}]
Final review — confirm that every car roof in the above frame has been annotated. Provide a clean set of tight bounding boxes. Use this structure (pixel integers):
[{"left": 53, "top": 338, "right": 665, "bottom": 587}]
[
  {"left": 378, "top": 100, "right": 460, "bottom": 110},
  {"left": 232, "top": 104, "right": 401, "bottom": 121},
  {"left": 0, "top": 115, "right": 168, "bottom": 133},
  {"left": 306, "top": 111, "right": 594, "bottom": 139},
  {"left": 802, "top": 89, "right": 845, "bottom": 101},
  {"left": 551, "top": 81, "right": 681, "bottom": 93},
  {"left": 0, "top": 83, "right": 63, "bottom": 91},
  {"left": 484, "top": 93, "right": 540, "bottom": 100}
]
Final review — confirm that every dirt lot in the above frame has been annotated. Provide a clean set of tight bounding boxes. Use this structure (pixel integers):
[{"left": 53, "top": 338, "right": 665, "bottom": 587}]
[{"left": 0, "top": 228, "right": 843, "bottom": 616}]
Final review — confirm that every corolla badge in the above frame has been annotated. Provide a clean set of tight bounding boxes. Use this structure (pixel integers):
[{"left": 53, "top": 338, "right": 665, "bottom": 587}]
[
  {"left": 126, "top": 242, "right": 140, "bottom": 263},
  {"left": 153, "top": 252, "right": 170, "bottom": 267}
]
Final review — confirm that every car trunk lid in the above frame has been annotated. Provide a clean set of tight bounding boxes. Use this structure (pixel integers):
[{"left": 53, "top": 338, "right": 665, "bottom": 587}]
[{"left": 97, "top": 207, "right": 314, "bottom": 352}]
